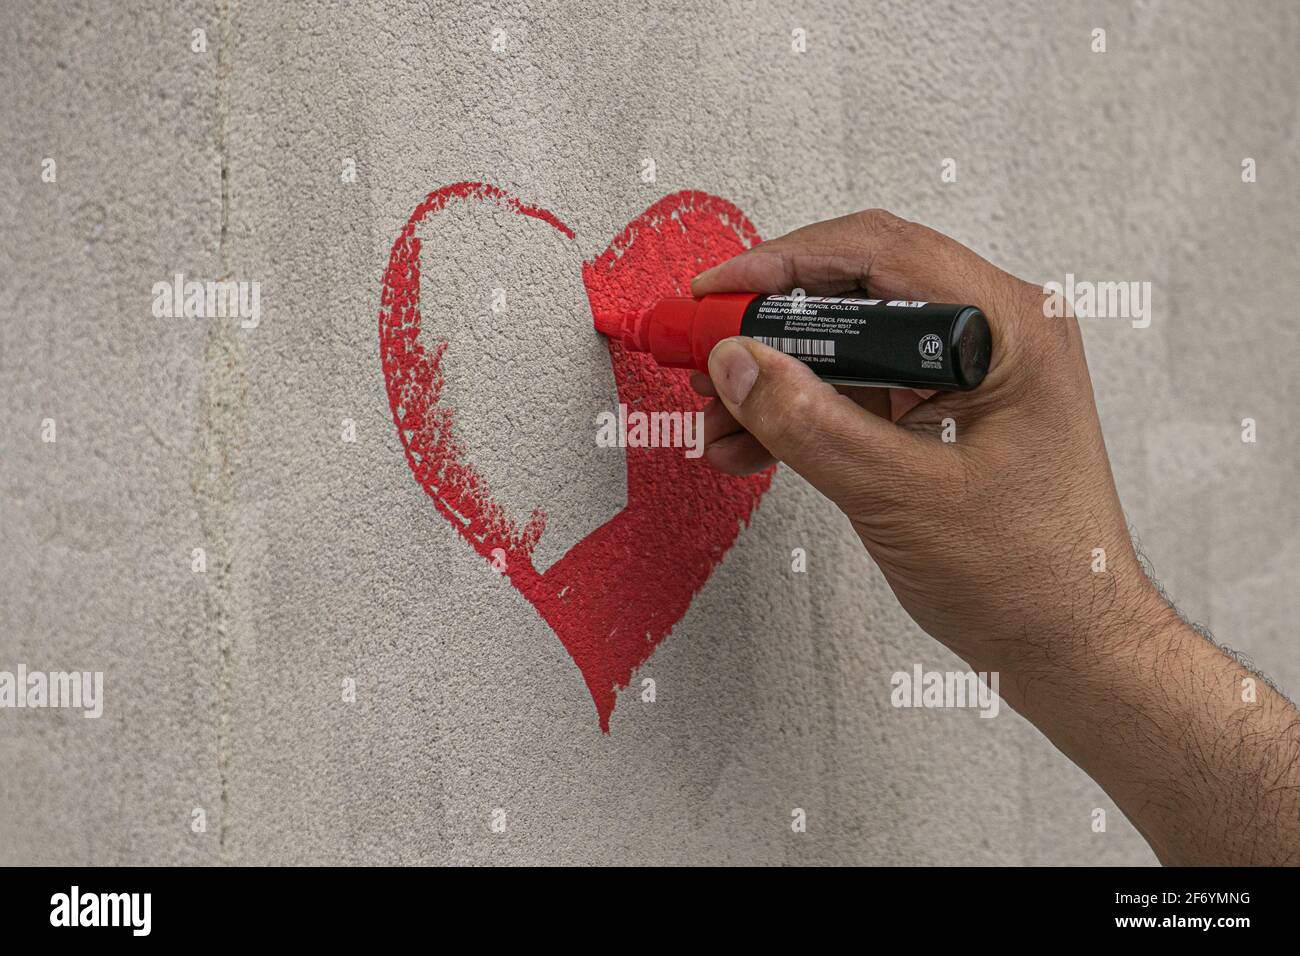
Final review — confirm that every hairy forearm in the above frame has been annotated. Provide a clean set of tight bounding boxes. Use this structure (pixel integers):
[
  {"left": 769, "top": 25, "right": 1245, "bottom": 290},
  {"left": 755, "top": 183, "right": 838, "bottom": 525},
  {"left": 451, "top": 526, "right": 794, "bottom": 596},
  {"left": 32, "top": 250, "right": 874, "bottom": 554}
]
[{"left": 997, "top": 583, "right": 1300, "bottom": 865}]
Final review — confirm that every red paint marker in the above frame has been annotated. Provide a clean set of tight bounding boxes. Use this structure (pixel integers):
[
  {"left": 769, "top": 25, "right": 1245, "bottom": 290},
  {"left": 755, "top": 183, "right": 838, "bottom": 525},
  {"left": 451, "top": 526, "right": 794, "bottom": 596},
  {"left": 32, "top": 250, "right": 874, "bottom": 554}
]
[{"left": 595, "top": 293, "right": 992, "bottom": 390}]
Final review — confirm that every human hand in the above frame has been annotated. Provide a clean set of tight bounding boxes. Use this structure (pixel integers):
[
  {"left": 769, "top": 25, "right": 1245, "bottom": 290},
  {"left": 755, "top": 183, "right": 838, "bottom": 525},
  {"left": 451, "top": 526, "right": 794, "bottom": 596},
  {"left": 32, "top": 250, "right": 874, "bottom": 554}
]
[
  {"left": 691, "top": 209, "right": 1164, "bottom": 674},
  {"left": 691, "top": 210, "right": 1300, "bottom": 866}
]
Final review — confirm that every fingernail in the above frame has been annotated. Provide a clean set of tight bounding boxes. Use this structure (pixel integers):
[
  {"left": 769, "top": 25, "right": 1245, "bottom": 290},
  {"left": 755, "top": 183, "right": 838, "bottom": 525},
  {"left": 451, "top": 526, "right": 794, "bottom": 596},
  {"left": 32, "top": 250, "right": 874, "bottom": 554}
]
[{"left": 708, "top": 338, "right": 759, "bottom": 406}]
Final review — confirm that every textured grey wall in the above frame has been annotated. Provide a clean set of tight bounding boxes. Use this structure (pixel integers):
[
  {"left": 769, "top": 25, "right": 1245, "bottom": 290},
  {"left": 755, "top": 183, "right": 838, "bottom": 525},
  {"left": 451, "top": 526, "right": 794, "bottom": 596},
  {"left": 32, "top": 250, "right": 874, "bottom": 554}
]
[{"left": 2, "top": 0, "right": 1297, "bottom": 865}]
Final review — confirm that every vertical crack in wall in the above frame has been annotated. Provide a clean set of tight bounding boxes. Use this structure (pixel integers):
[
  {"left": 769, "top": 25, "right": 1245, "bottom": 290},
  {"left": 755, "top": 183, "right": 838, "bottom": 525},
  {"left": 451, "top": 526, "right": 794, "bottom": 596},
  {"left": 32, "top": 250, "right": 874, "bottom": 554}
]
[{"left": 193, "top": 0, "right": 244, "bottom": 862}]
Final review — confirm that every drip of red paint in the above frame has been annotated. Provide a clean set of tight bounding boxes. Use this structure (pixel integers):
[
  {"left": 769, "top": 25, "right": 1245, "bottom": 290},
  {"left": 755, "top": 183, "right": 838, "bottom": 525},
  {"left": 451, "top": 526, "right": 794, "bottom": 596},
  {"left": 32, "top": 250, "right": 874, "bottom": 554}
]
[{"left": 378, "top": 182, "right": 772, "bottom": 731}]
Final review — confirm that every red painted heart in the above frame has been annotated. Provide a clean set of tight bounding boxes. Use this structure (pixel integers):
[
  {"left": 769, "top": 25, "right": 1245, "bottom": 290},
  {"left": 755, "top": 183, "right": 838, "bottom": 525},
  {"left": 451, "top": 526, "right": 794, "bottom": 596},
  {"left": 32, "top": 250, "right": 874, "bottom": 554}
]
[{"left": 378, "top": 182, "right": 772, "bottom": 731}]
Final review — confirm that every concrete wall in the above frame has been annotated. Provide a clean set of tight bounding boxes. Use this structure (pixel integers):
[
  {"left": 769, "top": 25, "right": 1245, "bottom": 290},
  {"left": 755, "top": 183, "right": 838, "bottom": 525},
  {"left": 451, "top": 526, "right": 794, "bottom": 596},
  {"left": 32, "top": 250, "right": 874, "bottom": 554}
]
[{"left": 2, "top": 0, "right": 1297, "bottom": 865}]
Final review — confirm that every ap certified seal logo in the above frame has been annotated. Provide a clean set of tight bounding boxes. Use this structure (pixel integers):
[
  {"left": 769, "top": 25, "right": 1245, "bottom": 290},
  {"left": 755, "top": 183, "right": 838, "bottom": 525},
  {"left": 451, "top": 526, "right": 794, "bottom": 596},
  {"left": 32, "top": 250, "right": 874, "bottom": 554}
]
[{"left": 918, "top": 333, "right": 944, "bottom": 367}]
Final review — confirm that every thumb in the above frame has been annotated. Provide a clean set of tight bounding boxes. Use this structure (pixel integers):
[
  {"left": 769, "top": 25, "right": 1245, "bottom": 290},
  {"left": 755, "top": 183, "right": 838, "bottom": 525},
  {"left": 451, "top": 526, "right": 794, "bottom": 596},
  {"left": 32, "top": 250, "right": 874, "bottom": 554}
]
[{"left": 707, "top": 337, "right": 932, "bottom": 511}]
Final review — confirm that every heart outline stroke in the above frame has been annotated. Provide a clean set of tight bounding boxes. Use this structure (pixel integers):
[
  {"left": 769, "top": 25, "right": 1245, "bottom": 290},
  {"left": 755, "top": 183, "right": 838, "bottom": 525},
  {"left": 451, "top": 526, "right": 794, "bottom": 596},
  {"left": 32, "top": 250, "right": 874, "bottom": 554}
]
[{"left": 378, "top": 182, "right": 772, "bottom": 731}]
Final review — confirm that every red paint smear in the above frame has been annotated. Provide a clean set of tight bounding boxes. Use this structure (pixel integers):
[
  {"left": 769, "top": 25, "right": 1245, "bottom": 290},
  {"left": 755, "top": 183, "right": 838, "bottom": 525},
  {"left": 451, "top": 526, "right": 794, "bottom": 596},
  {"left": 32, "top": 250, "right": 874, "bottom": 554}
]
[{"left": 378, "top": 181, "right": 772, "bottom": 731}]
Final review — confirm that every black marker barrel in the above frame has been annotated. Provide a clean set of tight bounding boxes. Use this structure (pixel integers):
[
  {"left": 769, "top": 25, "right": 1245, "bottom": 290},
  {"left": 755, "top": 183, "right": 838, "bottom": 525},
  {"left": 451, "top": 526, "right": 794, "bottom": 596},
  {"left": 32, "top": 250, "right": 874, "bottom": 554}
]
[{"left": 737, "top": 294, "right": 991, "bottom": 390}]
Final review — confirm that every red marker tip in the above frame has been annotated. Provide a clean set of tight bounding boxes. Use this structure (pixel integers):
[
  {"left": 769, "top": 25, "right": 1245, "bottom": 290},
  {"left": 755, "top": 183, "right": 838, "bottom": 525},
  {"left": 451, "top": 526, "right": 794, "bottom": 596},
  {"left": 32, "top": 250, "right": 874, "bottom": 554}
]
[
  {"left": 593, "top": 307, "right": 654, "bottom": 352},
  {"left": 593, "top": 310, "right": 629, "bottom": 337}
]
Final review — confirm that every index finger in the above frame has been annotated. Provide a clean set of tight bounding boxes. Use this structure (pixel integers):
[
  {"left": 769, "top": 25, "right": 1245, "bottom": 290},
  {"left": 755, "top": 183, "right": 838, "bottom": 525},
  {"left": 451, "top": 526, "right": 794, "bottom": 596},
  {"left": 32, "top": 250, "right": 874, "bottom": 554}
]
[{"left": 693, "top": 209, "right": 1026, "bottom": 313}]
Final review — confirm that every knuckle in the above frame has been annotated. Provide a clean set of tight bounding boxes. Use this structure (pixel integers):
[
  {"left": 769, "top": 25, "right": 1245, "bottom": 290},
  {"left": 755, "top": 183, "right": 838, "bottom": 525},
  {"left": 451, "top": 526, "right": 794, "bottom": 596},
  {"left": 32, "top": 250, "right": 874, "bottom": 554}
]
[
  {"left": 853, "top": 208, "right": 929, "bottom": 266},
  {"left": 776, "top": 250, "right": 800, "bottom": 291},
  {"left": 853, "top": 207, "right": 904, "bottom": 233}
]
